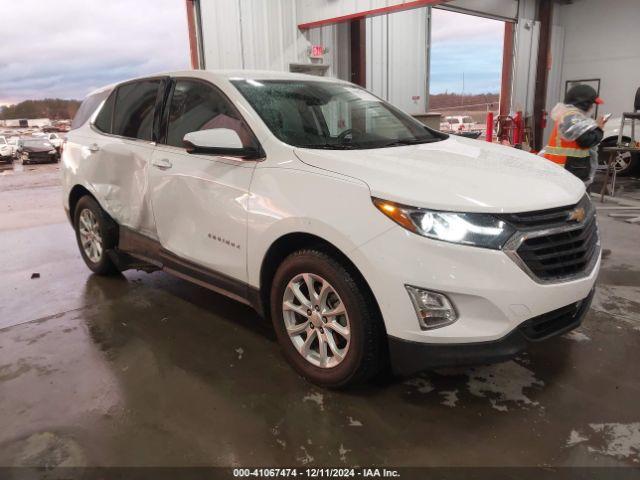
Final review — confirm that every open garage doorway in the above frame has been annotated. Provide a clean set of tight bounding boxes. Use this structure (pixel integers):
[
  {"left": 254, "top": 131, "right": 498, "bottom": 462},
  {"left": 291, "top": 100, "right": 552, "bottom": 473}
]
[{"left": 429, "top": 8, "right": 506, "bottom": 138}]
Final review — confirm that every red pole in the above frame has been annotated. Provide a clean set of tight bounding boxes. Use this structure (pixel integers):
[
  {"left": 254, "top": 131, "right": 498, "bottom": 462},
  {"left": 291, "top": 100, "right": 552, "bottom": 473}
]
[
  {"left": 486, "top": 112, "right": 494, "bottom": 142},
  {"left": 514, "top": 111, "right": 523, "bottom": 145}
]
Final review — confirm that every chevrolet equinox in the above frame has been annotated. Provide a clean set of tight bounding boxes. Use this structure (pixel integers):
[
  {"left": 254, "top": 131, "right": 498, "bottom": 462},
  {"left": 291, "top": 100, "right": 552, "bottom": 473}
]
[{"left": 62, "top": 71, "right": 600, "bottom": 387}]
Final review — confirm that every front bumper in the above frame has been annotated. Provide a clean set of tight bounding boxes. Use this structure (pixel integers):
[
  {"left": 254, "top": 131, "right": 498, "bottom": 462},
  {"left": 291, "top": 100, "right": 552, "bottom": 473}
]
[
  {"left": 352, "top": 221, "right": 600, "bottom": 344},
  {"left": 22, "top": 152, "right": 57, "bottom": 163},
  {"left": 388, "top": 288, "right": 594, "bottom": 376}
]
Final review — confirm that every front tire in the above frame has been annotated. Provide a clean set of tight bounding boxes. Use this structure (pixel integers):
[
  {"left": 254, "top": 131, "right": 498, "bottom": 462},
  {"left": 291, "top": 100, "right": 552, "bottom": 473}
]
[
  {"left": 270, "top": 249, "right": 385, "bottom": 388},
  {"left": 73, "top": 195, "right": 119, "bottom": 275},
  {"left": 599, "top": 138, "right": 638, "bottom": 176}
]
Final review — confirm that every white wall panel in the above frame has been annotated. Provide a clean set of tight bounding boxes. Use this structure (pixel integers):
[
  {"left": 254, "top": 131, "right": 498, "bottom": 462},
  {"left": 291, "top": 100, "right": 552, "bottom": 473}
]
[
  {"left": 200, "top": 0, "right": 309, "bottom": 71},
  {"left": 387, "top": 8, "right": 428, "bottom": 113},
  {"left": 302, "top": 23, "right": 351, "bottom": 79},
  {"left": 558, "top": 0, "right": 640, "bottom": 118},
  {"left": 366, "top": 8, "right": 428, "bottom": 114},
  {"left": 510, "top": 18, "right": 539, "bottom": 115},
  {"left": 543, "top": 23, "right": 565, "bottom": 144},
  {"left": 199, "top": 0, "right": 243, "bottom": 69},
  {"left": 366, "top": 14, "right": 389, "bottom": 98}
]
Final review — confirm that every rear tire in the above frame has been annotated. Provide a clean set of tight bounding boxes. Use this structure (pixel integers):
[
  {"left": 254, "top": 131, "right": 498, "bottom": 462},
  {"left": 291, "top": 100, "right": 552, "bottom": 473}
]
[
  {"left": 73, "top": 195, "right": 119, "bottom": 275},
  {"left": 270, "top": 249, "right": 385, "bottom": 388}
]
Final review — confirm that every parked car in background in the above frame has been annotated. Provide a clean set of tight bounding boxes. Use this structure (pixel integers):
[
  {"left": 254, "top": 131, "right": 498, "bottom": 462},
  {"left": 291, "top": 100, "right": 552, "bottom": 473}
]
[
  {"left": 43, "top": 132, "right": 64, "bottom": 153},
  {"left": 17, "top": 138, "right": 59, "bottom": 164},
  {"left": 440, "top": 115, "right": 478, "bottom": 133},
  {"left": 62, "top": 71, "right": 599, "bottom": 387},
  {"left": 599, "top": 117, "right": 639, "bottom": 175},
  {"left": 0, "top": 136, "right": 13, "bottom": 163},
  {"left": 7, "top": 137, "right": 20, "bottom": 158}
]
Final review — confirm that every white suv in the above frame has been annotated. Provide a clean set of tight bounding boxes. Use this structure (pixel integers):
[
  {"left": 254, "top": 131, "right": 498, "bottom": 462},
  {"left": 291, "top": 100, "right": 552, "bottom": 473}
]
[{"left": 62, "top": 71, "right": 600, "bottom": 387}]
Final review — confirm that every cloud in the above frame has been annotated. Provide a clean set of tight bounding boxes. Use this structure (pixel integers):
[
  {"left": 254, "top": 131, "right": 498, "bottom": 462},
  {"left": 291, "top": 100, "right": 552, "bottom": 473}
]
[
  {"left": 430, "top": 9, "right": 504, "bottom": 94},
  {"left": 0, "top": 0, "right": 190, "bottom": 105}
]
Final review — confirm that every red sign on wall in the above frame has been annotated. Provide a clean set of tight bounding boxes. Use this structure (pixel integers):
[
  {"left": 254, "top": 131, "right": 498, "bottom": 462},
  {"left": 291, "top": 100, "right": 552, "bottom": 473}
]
[{"left": 310, "top": 45, "right": 324, "bottom": 58}]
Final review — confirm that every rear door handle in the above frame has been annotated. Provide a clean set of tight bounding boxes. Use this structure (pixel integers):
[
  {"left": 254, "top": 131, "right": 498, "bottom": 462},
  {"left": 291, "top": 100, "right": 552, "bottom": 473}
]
[
  {"left": 152, "top": 158, "right": 173, "bottom": 170},
  {"left": 89, "top": 143, "right": 100, "bottom": 152}
]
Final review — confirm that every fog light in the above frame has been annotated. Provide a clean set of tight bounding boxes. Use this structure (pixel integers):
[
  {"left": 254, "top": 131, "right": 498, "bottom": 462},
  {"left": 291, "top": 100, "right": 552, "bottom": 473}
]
[{"left": 405, "top": 285, "right": 457, "bottom": 330}]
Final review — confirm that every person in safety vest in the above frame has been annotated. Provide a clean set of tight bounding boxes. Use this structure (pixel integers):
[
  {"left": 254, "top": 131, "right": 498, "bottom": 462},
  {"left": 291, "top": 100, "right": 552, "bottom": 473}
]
[{"left": 541, "top": 84, "right": 608, "bottom": 185}]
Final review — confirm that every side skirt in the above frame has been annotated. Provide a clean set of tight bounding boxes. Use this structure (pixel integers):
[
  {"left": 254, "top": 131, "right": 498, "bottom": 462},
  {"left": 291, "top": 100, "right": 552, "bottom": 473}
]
[{"left": 116, "top": 227, "right": 264, "bottom": 316}]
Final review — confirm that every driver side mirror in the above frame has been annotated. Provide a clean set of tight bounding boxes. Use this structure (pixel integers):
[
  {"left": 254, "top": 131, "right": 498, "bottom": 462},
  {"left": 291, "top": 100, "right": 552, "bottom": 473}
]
[{"left": 182, "top": 128, "right": 263, "bottom": 160}]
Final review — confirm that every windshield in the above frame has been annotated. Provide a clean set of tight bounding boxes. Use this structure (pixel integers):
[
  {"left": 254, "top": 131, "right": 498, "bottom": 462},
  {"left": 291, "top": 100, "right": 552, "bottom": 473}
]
[{"left": 231, "top": 79, "right": 446, "bottom": 149}]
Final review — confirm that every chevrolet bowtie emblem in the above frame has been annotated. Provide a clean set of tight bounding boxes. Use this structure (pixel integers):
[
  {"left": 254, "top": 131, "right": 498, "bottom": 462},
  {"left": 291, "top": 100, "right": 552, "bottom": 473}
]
[{"left": 568, "top": 207, "right": 586, "bottom": 223}]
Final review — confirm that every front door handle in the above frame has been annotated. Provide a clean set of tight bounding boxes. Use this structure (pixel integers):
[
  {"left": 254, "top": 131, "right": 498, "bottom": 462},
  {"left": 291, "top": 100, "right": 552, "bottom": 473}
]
[{"left": 152, "top": 158, "right": 173, "bottom": 170}]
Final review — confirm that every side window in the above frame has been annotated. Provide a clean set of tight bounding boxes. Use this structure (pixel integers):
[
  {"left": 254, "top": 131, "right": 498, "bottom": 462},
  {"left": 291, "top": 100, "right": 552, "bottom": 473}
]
[
  {"left": 72, "top": 88, "right": 111, "bottom": 130},
  {"left": 94, "top": 90, "right": 115, "bottom": 133},
  {"left": 113, "top": 80, "right": 161, "bottom": 141},
  {"left": 165, "top": 80, "right": 255, "bottom": 148}
]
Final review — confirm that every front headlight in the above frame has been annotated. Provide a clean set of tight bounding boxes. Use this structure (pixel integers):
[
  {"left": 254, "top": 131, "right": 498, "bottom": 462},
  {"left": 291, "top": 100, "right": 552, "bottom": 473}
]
[
  {"left": 373, "top": 198, "right": 515, "bottom": 249},
  {"left": 49, "top": 149, "right": 57, "bottom": 154}
]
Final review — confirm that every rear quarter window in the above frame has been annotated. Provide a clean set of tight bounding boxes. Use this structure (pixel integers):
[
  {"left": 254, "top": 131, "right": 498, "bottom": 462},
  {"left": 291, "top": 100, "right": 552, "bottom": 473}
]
[
  {"left": 94, "top": 91, "right": 115, "bottom": 134},
  {"left": 71, "top": 89, "right": 112, "bottom": 130}
]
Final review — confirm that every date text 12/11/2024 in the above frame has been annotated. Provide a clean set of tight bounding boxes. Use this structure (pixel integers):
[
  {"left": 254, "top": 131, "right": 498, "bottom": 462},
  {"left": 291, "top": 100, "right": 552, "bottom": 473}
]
[{"left": 232, "top": 468, "right": 401, "bottom": 478}]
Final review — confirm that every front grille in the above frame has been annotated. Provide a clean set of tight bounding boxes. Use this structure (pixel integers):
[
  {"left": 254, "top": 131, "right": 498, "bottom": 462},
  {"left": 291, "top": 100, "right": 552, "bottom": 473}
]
[
  {"left": 26, "top": 152, "right": 54, "bottom": 161},
  {"left": 501, "top": 195, "right": 590, "bottom": 230},
  {"left": 519, "top": 289, "right": 594, "bottom": 341},
  {"left": 503, "top": 196, "right": 600, "bottom": 282},
  {"left": 517, "top": 215, "right": 599, "bottom": 280}
]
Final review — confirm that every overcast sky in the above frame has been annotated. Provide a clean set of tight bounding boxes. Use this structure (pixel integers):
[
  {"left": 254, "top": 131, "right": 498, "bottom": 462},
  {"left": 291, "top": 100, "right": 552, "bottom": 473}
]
[
  {"left": 430, "top": 9, "right": 504, "bottom": 94},
  {"left": 0, "top": 2, "right": 502, "bottom": 106},
  {"left": 0, "top": 0, "right": 190, "bottom": 106}
]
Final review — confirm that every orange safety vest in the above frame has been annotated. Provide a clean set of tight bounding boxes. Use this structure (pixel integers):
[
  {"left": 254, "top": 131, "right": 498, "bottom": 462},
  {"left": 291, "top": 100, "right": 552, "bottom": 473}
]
[{"left": 543, "top": 120, "right": 591, "bottom": 166}]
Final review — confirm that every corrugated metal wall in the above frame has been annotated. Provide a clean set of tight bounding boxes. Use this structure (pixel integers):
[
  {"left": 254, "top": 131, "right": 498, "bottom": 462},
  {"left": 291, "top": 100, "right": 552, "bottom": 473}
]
[
  {"left": 199, "top": 0, "right": 308, "bottom": 71},
  {"left": 366, "top": 8, "right": 429, "bottom": 114},
  {"left": 304, "top": 23, "right": 351, "bottom": 80},
  {"left": 198, "top": 0, "right": 539, "bottom": 119}
]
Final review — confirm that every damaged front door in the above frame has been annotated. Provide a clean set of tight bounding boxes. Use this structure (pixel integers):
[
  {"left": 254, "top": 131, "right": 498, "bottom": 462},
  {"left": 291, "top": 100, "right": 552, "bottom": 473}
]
[{"left": 148, "top": 78, "right": 259, "bottom": 282}]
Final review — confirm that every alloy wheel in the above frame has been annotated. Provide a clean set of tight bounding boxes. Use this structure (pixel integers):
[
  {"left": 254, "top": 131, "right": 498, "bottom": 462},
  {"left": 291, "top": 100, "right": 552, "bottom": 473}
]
[
  {"left": 78, "top": 208, "right": 103, "bottom": 263},
  {"left": 613, "top": 151, "right": 632, "bottom": 172},
  {"left": 282, "top": 273, "right": 351, "bottom": 368}
]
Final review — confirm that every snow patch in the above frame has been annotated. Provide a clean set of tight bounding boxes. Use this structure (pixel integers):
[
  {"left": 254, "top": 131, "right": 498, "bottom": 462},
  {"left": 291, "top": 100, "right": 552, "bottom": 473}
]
[
  {"left": 567, "top": 430, "right": 588, "bottom": 446},
  {"left": 589, "top": 423, "right": 640, "bottom": 461},
  {"left": 297, "top": 445, "right": 314, "bottom": 465},
  {"left": 466, "top": 361, "right": 544, "bottom": 412},
  {"left": 339, "top": 444, "right": 350, "bottom": 462},
  {"left": 404, "top": 376, "right": 434, "bottom": 394},
  {"left": 440, "top": 390, "right": 459, "bottom": 408},
  {"left": 347, "top": 416, "right": 363, "bottom": 427},
  {"left": 563, "top": 330, "right": 591, "bottom": 342},
  {"left": 303, "top": 392, "right": 325, "bottom": 411}
]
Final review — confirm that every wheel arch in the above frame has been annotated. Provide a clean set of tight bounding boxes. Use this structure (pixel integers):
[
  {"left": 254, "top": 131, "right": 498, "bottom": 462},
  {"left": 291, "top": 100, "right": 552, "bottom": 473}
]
[
  {"left": 68, "top": 185, "right": 119, "bottom": 236},
  {"left": 601, "top": 135, "right": 632, "bottom": 146},
  {"left": 68, "top": 184, "right": 95, "bottom": 220},
  {"left": 258, "top": 232, "right": 384, "bottom": 330}
]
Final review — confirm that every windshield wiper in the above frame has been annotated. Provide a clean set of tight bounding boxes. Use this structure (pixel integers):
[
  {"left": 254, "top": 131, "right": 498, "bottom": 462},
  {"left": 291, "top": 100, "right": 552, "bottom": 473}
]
[
  {"left": 379, "top": 138, "right": 441, "bottom": 148},
  {"left": 300, "top": 143, "right": 358, "bottom": 150}
]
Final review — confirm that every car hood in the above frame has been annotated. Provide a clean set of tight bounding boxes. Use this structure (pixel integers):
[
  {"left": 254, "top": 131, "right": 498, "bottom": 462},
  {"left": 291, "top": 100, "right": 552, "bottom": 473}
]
[
  {"left": 603, "top": 117, "right": 633, "bottom": 140},
  {"left": 21, "top": 145, "right": 53, "bottom": 153},
  {"left": 294, "top": 135, "right": 585, "bottom": 213}
]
